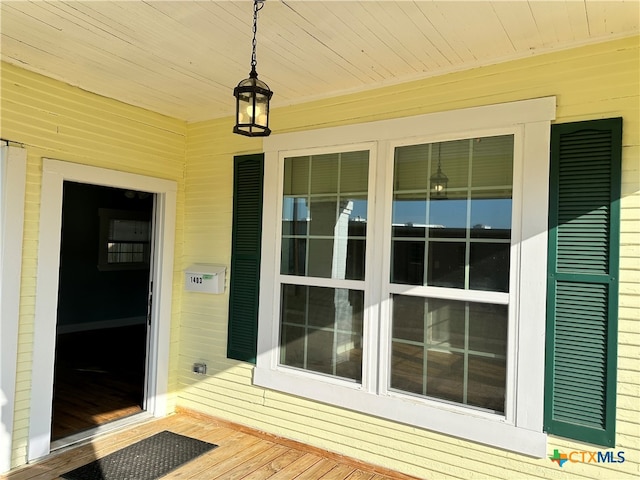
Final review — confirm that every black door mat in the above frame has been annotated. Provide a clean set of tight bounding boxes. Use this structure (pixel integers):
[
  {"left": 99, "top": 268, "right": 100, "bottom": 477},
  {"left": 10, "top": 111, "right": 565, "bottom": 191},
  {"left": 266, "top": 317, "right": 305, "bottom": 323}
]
[{"left": 61, "top": 430, "right": 218, "bottom": 480}]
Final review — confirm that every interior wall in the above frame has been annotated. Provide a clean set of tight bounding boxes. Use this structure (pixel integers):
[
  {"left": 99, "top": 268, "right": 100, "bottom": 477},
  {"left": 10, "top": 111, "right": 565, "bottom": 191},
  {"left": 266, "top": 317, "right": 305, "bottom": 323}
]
[
  {"left": 57, "top": 182, "right": 152, "bottom": 329},
  {"left": 181, "top": 36, "right": 639, "bottom": 479},
  {"left": 0, "top": 62, "right": 187, "bottom": 468}
]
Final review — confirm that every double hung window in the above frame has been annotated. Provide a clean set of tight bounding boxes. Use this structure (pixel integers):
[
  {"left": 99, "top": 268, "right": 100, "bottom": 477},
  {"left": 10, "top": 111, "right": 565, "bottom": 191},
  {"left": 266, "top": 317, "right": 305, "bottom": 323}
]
[{"left": 255, "top": 98, "right": 555, "bottom": 456}]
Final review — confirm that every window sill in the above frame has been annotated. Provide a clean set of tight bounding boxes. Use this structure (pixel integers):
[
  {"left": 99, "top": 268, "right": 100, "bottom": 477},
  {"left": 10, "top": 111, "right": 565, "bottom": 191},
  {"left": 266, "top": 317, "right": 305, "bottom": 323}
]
[{"left": 253, "top": 366, "right": 547, "bottom": 458}]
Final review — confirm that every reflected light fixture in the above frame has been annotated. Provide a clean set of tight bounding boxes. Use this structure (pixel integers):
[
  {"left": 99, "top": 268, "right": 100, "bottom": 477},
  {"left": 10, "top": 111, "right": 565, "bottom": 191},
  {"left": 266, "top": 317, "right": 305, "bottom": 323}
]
[
  {"left": 430, "top": 143, "right": 448, "bottom": 198},
  {"left": 233, "top": 0, "right": 273, "bottom": 137}
]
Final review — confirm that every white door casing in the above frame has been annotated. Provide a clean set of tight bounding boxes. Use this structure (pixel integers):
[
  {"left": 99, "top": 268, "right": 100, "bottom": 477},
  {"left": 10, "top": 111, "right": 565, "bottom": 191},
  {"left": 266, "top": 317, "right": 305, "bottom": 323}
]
[{"left": 28, "top": 159, "right": 177, "bottom": 462}]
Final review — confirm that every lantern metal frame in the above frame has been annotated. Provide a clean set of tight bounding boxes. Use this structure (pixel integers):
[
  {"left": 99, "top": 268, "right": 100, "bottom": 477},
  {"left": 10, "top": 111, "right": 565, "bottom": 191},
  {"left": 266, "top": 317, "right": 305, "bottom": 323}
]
[
  {"left": 233, "top": 0, "right": 273, "bottom": 137},
  {"left": 430, "top": 144, "right": 449, "bottom": 198}
]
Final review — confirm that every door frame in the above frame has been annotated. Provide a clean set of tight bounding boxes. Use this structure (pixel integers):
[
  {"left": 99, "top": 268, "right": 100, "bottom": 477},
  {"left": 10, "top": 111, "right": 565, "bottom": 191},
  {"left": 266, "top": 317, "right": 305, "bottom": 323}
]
[
  {"left": 0, "top": 145, "right": 28, "bottom": 474},
  {"left": 28, "top": 159, "right": 177, "bottom": 462}
]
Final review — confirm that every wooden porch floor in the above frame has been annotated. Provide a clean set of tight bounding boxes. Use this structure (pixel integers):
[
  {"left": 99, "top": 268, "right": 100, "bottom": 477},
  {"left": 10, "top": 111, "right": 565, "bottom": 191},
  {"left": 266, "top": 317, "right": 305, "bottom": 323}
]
[{"left": 4, "top": 409, "right": 422, "bottom": 480}]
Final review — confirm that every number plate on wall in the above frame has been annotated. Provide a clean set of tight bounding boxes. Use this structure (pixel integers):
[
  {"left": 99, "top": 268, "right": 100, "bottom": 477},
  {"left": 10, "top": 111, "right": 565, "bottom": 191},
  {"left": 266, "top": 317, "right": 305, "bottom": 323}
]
[{"left": 185, "top": 264, "right": 226, "bottom": 294}]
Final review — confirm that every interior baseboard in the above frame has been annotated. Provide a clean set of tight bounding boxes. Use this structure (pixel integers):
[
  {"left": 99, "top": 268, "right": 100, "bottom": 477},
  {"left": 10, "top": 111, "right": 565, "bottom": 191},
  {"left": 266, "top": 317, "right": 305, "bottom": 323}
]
[{"left": 56, "top": 316, "right": 147, "bottom": 334}]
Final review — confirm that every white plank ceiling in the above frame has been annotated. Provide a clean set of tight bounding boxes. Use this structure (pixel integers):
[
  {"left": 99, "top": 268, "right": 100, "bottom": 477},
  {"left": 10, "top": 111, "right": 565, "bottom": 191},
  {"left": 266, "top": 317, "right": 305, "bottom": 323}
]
[{"left": 1, "top": 1, "right": 638, "bottom": 122}]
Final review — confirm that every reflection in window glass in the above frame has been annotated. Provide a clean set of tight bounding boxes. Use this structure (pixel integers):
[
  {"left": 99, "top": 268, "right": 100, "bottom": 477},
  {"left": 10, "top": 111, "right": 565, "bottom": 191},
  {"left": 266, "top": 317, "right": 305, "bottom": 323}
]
[
  {"left": 282, "top": 197, "right": 309, "bottom": 236},
  {"left": 281, "top": 151, "right": 369, "bottom": 280},
  {"left": 469, "top": 243, "right": 510, "bottom": 292},
  {"left": 391, "top": 240, "right": 425, "bottom": 285},
  {"left": 427, "top": 242, "right": 465, "bottom": 288},
  {"left": 390, "top": 295, "right": 507, "bottom": 413},
  {"left": 107, "top": 242, "right": 146, "bottom": 264},
  {"left": 280, "top": 285, "right": 363, "bottom": 382},
  {"left": 470, "top": 195, "right": 512, "bottom": 238},
  {"left": 309, "top": 197, "right": 337, "bottom": 236},
  {"left": 391, "top": 135, "right": 513, "bottom": 291},
  {"left": 281, "top": 238, "right": 306, "bottom": 276},
  {"left": 283, "top": 156, "right": 309, "bottom": 195},
  {"left": 310, "top": 154, "right": 339, "bottom": 194},
  {"left": 429, "top": 198, "right": 467, "bottom": 238},
  {"left": 471, "top": 135, "right": 513, "bottom": 187}
]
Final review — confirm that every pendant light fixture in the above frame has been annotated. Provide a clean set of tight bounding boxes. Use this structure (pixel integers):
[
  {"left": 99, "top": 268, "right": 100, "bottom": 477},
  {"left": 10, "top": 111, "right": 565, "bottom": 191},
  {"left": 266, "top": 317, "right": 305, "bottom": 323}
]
[
  {"left": 233, "top": 0, "right": 273, "bottom": 137},
  {"left": 430, "top": 143, "right": 448, "bottom": 198}
]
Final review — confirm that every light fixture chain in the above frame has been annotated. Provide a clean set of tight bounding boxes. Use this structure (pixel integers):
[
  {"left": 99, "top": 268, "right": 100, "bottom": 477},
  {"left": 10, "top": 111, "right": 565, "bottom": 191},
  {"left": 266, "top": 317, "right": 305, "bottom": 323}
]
[{"left": 251, "top": 0, "right": 264, "bottom": 70}]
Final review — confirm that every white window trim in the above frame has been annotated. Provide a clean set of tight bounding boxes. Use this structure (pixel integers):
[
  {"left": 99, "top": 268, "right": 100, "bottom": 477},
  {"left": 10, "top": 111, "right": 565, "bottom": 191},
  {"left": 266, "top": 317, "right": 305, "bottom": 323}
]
[{"left": 255, "top": 97, "right": 555, "bottom": 457}]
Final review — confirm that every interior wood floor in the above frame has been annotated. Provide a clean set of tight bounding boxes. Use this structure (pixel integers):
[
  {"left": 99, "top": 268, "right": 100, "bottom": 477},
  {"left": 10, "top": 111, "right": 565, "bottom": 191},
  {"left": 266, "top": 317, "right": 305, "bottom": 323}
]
[
  {"left": 51, "top": 326, "right": 147, "bottom": 440},
  {"left": 5, "top": 409, "right": 422, "bottom": 480},
  {"left": 51, "top": 362, "right": 144, "bottom": 440}
]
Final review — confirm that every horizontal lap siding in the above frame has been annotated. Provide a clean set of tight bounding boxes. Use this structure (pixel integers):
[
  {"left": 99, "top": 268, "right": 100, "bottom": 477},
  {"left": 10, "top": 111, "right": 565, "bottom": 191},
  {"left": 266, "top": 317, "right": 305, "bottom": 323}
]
[
  {"left": 1, "top": 63, "right": 187, "bottom": 468},
  {"left": 183, "top": 37, "right": 639, "bottom": 479}
]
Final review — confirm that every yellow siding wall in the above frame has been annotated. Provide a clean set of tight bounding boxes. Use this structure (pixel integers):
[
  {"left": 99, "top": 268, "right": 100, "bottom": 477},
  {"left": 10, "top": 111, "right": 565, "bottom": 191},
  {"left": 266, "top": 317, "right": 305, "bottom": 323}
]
[
  {"left": 0, "top": 62, "right": 187, "bottom": 467},
  {"left": 182, "top": 37, "right": 639, "bottom": 479}
]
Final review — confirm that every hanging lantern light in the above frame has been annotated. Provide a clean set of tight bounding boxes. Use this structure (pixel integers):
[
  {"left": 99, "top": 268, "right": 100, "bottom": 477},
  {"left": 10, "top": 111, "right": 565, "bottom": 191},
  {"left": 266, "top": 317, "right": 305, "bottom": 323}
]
[
  {"left": 430, "top": 143, "right": 448, "bottom": 198},
  {"left": 233, "top": 0, "right": 273, "bottom": 137}
]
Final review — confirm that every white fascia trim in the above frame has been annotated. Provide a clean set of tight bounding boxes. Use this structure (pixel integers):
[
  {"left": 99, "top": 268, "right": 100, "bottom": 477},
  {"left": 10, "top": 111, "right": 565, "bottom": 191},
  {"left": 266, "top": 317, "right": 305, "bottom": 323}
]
[
  {"left": 28, "top": 159, "right": 177, "bottom": 462},
  {"left": 0, "top": 146, "right": 27, "bottom": 474}
]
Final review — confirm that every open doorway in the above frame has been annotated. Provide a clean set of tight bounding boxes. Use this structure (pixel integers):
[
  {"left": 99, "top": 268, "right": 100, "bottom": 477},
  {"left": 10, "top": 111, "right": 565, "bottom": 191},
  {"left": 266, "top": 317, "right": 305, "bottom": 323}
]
[
  {"left": 51, "top": 182, "right": 154, "bottom": 441},
  {"left": 29, "top": 159, "right": 177, "bottom": 462}
]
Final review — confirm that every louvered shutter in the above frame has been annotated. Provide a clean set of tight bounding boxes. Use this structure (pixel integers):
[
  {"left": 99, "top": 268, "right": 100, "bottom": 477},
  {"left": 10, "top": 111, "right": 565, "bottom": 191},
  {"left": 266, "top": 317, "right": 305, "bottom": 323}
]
[
  {"left": 227, "top": 154, "right": 264, "bottom": 363},
  {"left": 544, "top": 118, "right": 622, "bottom": 446}
]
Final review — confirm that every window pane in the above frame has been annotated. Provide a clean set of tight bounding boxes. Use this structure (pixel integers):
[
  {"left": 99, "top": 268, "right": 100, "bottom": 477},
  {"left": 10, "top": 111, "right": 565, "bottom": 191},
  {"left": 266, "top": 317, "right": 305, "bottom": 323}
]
[
  {"left": 390, "top": 344, "right": 423, "bottom": 395},
  {"left": 284, "top": 156, "right": 309, "bottom": 195},
  {"left": 340, "top": 151, "right": 369, "bottom": 192},
  {"left": 392, "top": 193, "right": 426, "bottom": 238},
  {"left": 391, "top": 295, "right": 424, "bottom": 341},
  {"left": 428, "top": 196, "right": 467, "bottom": 238},
  {"left": 281, "top": 284, "right": 306, "bottom": 325},
  {"left": 426, "top": 350, "right": 464, "bottom": 403},
  {"left": 281, "top": 325, "right": 305, "bottom": 369},
  {"left": 391, "top": 240, "right": 425, "bottom": 285},
  {"left": 345, "top": 239, "right": 366, "bottom": 280},
  {"left": 390, "top": 295, "right": 507, "bottom": 413},
  {"left": 281, "top": 238, "right": 306, "bottom": 275},
  {"left": 282, "top": 197, "right": 309, "bottom": 236},
  {"left": 394, "top": 144, "right": 429, "bottom": 191},
  {"left": 307, "top": 239, "right": 334, "bottom": 277},
  {"left": 432, "top": 140, "right": 470, "bottom": 190},
  {"left": 306, "top": 329, "right": 335, "bottom": 375},
  {"left": 427, "top": 242, "right": 465, "bottom": 288},
  {"left": 471, "top": 135, "right": 513, "bottom": 188},
  {"left": 311, "top": 154, "right": 338, "bottom": 194},
  {"left": 427, "top": 298, "right": 465, "bottom": 349},
  {"left": 467, "top": 356, "right": 506, "bottom": 412},
  {"left": 469, "top": 243, "right": 510, "bottom": 292},
  {"left": 470, "top": 193, "right": 511, "bottom": 239},
  {"left": 309, "top": 197, "right": 337, "bottom": 236},
  {"left": 468, "top": 303, "right": 508, "bottom": 355},
  {"left": 107, "top": 242, "right": 148, "bottom": 264},
  {"left": 345, "top": 196, "right": 368, "bottom": 225},
  {"left": 280, "top": 285, "right": 363, "bottom": 382}
]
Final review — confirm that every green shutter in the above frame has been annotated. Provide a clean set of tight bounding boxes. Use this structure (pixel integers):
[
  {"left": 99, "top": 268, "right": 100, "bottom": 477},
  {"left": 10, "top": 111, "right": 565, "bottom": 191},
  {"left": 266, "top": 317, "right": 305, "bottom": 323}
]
[
  {"left": 545, "top": 118, "right": 622, "bottom": 447},
  {"left": 227, "top": 154, "right": 264, "bottom": 363}
]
